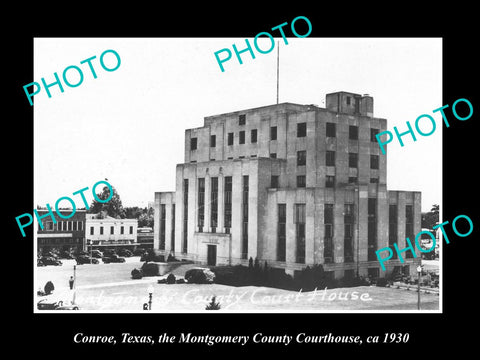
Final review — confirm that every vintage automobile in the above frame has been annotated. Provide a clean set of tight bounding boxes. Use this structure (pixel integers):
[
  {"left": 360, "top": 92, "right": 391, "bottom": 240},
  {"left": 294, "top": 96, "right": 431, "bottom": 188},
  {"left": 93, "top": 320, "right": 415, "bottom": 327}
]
[
  {"left": 184, "top": 267, "right": 216, "bottom": 284},
  {"left": 76, "top": 255, "right": 99, "bottom": 265},
  {"left": 118, "top": 248, "right": 133, "bottom": 257},
  {"left": 41, "top": 256, "right": 63, "bottom": 266},
  {"left": 90, "top": 250, "right": 104, "bottom": 258},
  {"left": 102, "top": 254, "right": 126, "bottom": 263},
  {"left": 37, "top": 258, "right": 47, "bottom": 267},
  {"left": 37, "top": 298, "right": 79, "bottom": 310}
]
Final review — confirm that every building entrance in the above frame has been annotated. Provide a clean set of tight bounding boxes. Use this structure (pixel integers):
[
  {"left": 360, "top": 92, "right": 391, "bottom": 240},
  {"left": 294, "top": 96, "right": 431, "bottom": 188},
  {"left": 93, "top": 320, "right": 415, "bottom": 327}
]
[{"left": 207, "top": 245, "right": 217, "bottom": 266}]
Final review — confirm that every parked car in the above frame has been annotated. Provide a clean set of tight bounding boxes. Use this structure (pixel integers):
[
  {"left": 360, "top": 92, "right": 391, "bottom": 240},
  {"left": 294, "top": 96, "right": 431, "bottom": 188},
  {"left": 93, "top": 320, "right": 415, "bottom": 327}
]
[
  {"left": 41, "top": 256, "right": 62, "bottom": 266},
  {"left": 37, "top": 258, "right": 46, "bottom": 267},
  {"left": 59, "top": 251, "right": 75, "bottom": 259},
  {"left": 37, "top": 299, "right": 79, "bottom": 310},
  {"left": 42, "top": 251, "right": 59, "bottom": 259},
  {"left": 76, "top": 255, "right": 99, "bottom": 265},
  {"left": 103, "top": 249, "right": 117, "bottom": 257},
  {"left": 184, "top": 267, "right": 215, "bottom": 284},
  {"left": 102, "top": 254, "right": 126, "bottom": 263},
  {"left": 118, "top": 249, "right": 133, "bottom": 257},
  {"left": 90, "top": 250, "right": 103, "bottom": 258}
]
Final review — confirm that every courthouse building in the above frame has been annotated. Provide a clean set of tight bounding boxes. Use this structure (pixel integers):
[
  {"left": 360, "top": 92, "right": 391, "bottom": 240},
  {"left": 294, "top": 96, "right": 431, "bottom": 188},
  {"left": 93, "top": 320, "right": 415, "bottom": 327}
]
[{"left": 154, "top": 91, "right": 421, "bottom": 278}]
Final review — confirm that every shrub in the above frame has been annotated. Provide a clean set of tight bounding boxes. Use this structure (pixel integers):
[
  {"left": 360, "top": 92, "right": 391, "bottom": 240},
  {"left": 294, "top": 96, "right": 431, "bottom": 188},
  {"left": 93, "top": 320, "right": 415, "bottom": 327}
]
[
  {"left": 131, "top": 268, "right": 143, "bottom": 279},
  {"left": 141, "top": 262, "right": 161, "bottom": 276},
  {"left": 205, "top": 296, "right": 221, "bottom": 310},
  {"left": 376, "top": 278, "right": 389, "bottom": 287},
  {"left": 44, "top": 281, "right": 54, "bottom": 295},
  {"left": 166, "top": 273, "right": 176, "bottom": 284}
]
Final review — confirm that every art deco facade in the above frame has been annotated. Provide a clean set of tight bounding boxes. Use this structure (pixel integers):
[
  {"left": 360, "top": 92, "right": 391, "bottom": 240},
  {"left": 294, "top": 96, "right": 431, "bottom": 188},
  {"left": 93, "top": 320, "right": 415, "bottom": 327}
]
[{"left": 154, "top": 91, "right": 421, "bottom": 278}]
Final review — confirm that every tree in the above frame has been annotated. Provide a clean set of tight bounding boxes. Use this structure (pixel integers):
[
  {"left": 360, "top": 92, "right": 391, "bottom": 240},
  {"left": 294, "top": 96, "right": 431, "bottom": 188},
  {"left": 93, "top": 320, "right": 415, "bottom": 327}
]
[
  {"left": 422, "top": 204, "right": 439, "bottom": 231},
  {"left": 89, "top": 184, "right": 126, "bottom": 219},
  {"left": 124, "top": 206, "right": 154, "bottom": 226}
]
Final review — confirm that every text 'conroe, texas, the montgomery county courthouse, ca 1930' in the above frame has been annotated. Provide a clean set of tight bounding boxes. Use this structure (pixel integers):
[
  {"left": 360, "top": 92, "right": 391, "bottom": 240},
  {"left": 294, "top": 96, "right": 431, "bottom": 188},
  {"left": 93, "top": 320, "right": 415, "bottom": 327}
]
[{"left": 153, "top": 91, "right": 422, "bottom": 279}]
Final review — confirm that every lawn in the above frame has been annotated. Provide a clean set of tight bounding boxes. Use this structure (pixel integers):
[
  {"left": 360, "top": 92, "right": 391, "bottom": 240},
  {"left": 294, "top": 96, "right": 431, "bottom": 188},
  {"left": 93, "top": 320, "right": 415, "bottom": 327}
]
[{"left": 36, "top": 260, "right": 440, "bottom": 312}]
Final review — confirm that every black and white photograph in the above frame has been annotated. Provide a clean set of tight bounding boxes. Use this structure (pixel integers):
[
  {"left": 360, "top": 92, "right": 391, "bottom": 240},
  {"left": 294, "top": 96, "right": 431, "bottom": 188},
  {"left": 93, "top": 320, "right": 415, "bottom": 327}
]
[
  {"left": 32, "top": 37, "right": 443, "bottom": 313},
  {"left": 8, "top": 6, "right": 478, "bottom": 356}
]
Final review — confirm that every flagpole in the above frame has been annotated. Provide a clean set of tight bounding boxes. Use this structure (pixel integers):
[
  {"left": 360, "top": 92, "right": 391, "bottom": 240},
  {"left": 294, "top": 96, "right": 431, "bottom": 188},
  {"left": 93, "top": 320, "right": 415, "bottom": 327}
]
[{"left": 276, "top": 41, "right": 279, "bottom": 104}]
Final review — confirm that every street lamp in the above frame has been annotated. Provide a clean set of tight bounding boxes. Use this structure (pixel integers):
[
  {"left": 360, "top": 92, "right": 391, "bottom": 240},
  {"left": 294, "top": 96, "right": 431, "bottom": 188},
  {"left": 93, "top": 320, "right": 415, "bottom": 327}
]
[
  {"left": 147, "top": 285, "right": 154, "bottom": 310},
  {"left": 416, "top": 265, "right": 422, "bottom": 310}
]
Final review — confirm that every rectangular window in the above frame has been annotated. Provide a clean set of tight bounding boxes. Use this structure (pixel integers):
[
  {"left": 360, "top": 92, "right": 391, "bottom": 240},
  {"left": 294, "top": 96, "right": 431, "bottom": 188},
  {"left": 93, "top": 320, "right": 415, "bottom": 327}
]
[
  {"left": 100, "top": 226, "right": 104, "bottom": 235},
  {"left": 210, "top": 135, "right": 216, "bottom": 147},
  {"left": 224, "top": 177, "right": 232, "bottom": 232},
  {"left": 271, "top": 175, "right": 279, "bottom": 188},
  {"left": 326, "top": 150, "right": 335, "bottom": 166},
  {"left": 297, "top": 175, "right": 306, "bottom": 188},
  {"left": 129, "top": 226, "right": 133, "bottom": 235},
  {"left": 349, "top": 125, "right": 358, "bottom": 140},
  {"left": 239, "top": 114, "right": 246, "bottom": 125},
  {"left": 370, "top": 154, "right": 379, "bottom": 169},
  {"left": 251, "top": 129, "right": 257, "bottom": 143},
  {"left": 326, "top": 175, "right": 335, "bottom": 188},
  {"left": 110, "top": 226, "right": 114, "bottom": 235},
  {"left": 227, "top": 132, "right": 234, "bottom": 146},
  {"left": 370, "top": 177, "right": 379, "bottom": 183},
  {"left": 297, "top": 150, "right": 306, "bottom": 166},
  {"left": 73, "top": 221, "right": 78, "bottom": 231},
  {"left": 349, "top": 152, "right": 358, "bottom": 168},
  {"left": 326, "top": 122, "right": 336, "bottom": 137},
  {"left": 295, "top": 204, "right": 306, "bottom": 264},
  {"left": 239, "top": 131, "right": 245, "bottom": 144},
  {"left": 120, "top": 226, "right": 124, "bottom": 235},
  {"left": 368, "top": 198, "right": 377, "bottom": 261},
  {"left": 324, "top": 204, "right": 334, "bottom": 262},
  {"left": 197, "top": 178, "right": 205, "bottom": 232},
  {"left": 270, "top": 126, "right": 277, "bottom": 140},
  {"left": 346, "top": 96, "right": 351, "bottom": 105},
  {"left": 68, "top": 221, "right": 72, "bottom": 231},
  {"left": 348, "top": 176, "right": 357, "bottom": 184},
  {"left": 389, "top": 204, "right": 398, "bottom": 259},
  {"left": 405, "top": 204, "right": 415, "bottom": 258},
  {"left": 242, "top": 176, "right": 249, "bottom": 259},
  {"left": 183, "top": 179, "right": 189, "bottom": 253},
  {"left": 297, "top": 122, "right": 306, "bottom": 137},
  {"left": 277, "top": 204, "right": 286, "bottom": 261},
  {"left": 190, "top": 137, "right": 197, "bottom": 151},
  {"left": 344, "top": 203, "right": 354, "bottom": 263},
  {"left": 171, "top": 204, "right": 176, "bottom": 251},
  {"left": 90, "top": 227, "right": 94, "bottom": 235},
  {"left": 270, "top": 153, "right": 277, "bottom": 159},
  {"left": 370, "top": 128, "right": 379, "bottom": 142},
  {"left": 160, "top": 204, "right": 166, "bottom": 250},
  {"left": 211, "top": 177, "right": 218, "bottom": 232}
]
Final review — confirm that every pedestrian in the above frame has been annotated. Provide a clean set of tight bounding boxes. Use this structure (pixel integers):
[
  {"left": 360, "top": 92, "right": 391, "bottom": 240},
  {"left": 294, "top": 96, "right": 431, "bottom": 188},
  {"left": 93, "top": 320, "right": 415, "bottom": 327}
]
[{"left": 69, "top": 276, "right": 74, "bottom": 290}]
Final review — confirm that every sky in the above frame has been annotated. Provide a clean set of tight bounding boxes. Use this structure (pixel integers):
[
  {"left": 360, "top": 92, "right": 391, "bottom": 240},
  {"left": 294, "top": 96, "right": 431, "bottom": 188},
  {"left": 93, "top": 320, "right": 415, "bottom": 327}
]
[{"left": 34, "top": 37, "right": 442, "bottom": 212}]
